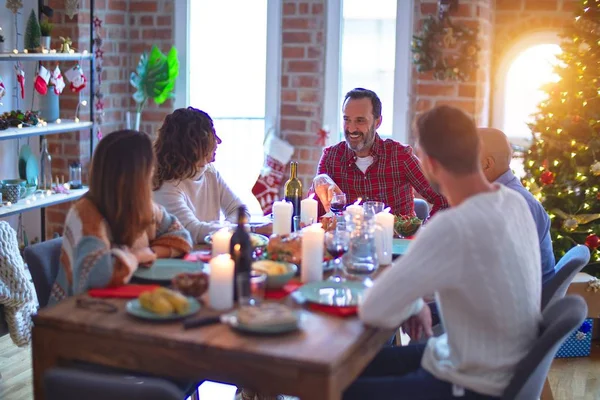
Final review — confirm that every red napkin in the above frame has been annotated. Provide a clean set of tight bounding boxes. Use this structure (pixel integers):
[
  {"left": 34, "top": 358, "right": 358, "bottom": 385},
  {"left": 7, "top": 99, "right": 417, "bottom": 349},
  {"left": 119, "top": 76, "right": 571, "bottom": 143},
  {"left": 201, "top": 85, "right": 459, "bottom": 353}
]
[
  {"left": 265, "top": 281, "right": 303, "bottom": 300},
  {"left": 184, "top": 250, "right": 212, "bottom": 263},
  {"left": 88, "top": 284, "right": 160, "bottom": 299},
  {"left": 308, "top": 303, "right": 357, "bottom": 317}
]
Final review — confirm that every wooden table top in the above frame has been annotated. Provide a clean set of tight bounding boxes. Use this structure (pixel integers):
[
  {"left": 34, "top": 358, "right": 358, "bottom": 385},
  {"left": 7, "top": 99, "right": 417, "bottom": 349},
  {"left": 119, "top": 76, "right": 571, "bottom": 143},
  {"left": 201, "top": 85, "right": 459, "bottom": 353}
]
[{"left": 33, "top": 295, "right": 389, "bottom": 373}]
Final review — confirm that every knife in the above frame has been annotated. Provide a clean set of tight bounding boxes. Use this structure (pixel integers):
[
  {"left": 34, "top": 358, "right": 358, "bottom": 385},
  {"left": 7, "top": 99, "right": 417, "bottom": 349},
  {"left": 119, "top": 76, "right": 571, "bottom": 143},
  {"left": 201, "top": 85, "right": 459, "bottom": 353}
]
[{"left": 183, "top": 315, "right": 222, "bottom": 329}]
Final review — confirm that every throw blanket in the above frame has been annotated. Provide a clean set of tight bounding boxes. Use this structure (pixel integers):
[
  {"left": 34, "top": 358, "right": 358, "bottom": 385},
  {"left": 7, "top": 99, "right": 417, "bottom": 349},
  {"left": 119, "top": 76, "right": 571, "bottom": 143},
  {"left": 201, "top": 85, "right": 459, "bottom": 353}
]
[{"left": 0, "top": 221, "right": 38, "bottom": 347}]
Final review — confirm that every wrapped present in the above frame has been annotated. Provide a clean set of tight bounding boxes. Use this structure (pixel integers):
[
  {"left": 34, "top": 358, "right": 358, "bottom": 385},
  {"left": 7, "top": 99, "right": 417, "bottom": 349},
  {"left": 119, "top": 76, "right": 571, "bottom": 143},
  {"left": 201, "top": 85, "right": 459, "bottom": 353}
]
[{"left": 555, "top": 318, "right": 594, "bottom": 358}]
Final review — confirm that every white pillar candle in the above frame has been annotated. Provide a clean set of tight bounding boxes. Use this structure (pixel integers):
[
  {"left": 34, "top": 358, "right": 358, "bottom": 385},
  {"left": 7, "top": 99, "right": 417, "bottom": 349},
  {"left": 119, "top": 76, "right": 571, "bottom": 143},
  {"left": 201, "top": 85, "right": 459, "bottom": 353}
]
[
  {"left": 301, "top": 223, "right": 325, "bottom": 283},
  {"left": 211, "top": 227, "right": 232, "bottom": 257},
  {"left": 273, "top": 200, "right": 293, "bottom": 235},
  {"left": 208, "top": 254, "right": 235, "bottom": 310},
  {"left": 345, "top": 204, "right": 363, "bottom": 216},
  {"left": 300, "top": 194, "right": 318, "bottom": 225},
  {"left": 374, "top": 212, "right": 395, "bottom": 266}
]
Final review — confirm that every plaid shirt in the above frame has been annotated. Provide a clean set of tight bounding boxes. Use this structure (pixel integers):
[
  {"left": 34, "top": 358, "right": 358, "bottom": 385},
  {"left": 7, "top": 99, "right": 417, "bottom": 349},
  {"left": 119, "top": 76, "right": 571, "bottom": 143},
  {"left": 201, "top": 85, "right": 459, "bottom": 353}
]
[{"left": 316, "top": 135, "right": 449, "bottom": 217}]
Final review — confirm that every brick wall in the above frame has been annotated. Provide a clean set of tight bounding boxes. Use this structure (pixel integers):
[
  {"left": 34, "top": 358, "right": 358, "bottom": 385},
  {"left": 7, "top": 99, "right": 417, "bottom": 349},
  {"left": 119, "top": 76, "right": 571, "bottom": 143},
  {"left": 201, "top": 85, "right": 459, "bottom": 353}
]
[{"left": 279, "top": 0, "right": 327, "bottom": 190}]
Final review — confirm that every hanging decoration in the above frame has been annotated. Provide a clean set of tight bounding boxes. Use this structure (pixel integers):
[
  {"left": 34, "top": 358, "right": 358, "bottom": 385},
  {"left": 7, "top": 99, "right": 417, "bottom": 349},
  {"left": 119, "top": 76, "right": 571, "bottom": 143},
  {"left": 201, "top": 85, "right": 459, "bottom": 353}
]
[
  {"left": 92, "top": 16, "right": 105, "bottom": 139},
  {"left": 0, "top": 75, "right": 5, "bottom": 103},
  {"left": 5, "top": 0, "right": 23, "bottom": 14},
  {"left": 64, "top": 64, "right": 86, "bottom": 93},
  {"left": 33, "top": 65, "right": 51, "bottom": 95},
  {"left": 315, "top": 127, "right": 329, "bottom": 147},
  {"left": 14, "top": 63, "right": 24, "bottom": 99},
  {"left": 65, "top": 0, "right": 79, "bottom": 19},
  {"left": 50, "top": 66, "right": 65, "bottom": 95},
  {"left": 553, "top": 209, "right": 600, "bottom": 232},
  {"left": 411, "top": 1, "right": 479, "bottom": 81},
  {"left": 585, "top": 234, "right": 600, "bottom": 250}
]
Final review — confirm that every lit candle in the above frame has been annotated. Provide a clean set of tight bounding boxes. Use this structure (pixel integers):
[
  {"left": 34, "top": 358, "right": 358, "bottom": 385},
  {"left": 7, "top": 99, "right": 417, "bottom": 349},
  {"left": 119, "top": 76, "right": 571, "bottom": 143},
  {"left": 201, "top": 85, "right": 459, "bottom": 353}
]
[
  {"left": 301, "top": 223, "right": 325, "bottom": 283},
  {"left": 272, "top": 200, "right": 293, "bottom": 235},
  {"left": 300, "top": 194, "right": 318, "bottom": 225},
  {"left": 208, "top": 254, "right": 235, "bottom": 310},
  {"left": 211, "top": 227, "right": 232, "bottom": 257},
  {"left": 346, "top": 197, "right": 363, "bottom": 216},
  {"left": 374, "top": 212, "right": 394, "bottom": 266}
]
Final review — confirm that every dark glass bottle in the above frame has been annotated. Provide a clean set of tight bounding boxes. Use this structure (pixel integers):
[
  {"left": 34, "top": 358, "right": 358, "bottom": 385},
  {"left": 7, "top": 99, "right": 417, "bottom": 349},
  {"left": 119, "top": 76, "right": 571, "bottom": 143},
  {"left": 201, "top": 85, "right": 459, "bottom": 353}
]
[
  {"left": 229, "top": 206, "right": 252, "bottom": 302},
  {"left": 284, "top": 161, "right": 302, "bottom": 230}
]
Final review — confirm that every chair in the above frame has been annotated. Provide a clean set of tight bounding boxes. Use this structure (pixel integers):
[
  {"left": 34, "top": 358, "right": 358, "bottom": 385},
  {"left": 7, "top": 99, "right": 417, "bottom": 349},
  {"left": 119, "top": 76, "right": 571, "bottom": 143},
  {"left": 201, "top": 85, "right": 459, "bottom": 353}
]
[
  {"left": 541, "top": 245, "right": 590, "bottom": 310},
  {"left": 44, "top": 367, "right": 185, "bottom": 400},
  {"left": 413, "top": 199, "right": 430, "bottom": 221},
  {"left": 23, "top": 237, "right": 63, "bottom": 308},
  {"left": 501, "top": 295, "right": 587, "bottom": 400}
]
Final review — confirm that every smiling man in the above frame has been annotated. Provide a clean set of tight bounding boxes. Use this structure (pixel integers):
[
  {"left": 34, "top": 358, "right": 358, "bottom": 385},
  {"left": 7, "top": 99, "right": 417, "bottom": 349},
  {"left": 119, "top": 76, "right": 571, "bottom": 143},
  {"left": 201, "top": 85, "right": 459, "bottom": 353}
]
[{"left": 312, "top": 88, "right": 448, "bottom": 217}]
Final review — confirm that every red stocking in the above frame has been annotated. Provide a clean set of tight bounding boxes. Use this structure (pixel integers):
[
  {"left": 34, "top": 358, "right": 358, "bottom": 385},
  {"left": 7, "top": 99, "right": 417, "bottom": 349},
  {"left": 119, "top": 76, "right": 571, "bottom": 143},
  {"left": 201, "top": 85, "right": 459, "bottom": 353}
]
[{"left": 14, "top": 65, "right": 25, "bottom": 99}]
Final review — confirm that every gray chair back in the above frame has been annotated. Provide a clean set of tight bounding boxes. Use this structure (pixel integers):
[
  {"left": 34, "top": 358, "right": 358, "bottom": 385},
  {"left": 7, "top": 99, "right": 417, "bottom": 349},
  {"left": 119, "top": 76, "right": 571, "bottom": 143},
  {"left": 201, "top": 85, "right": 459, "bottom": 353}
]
[
  {"left": 23, "top": 237, "right": 63, "bottom": 308},
  {"left": 501, "top": 295, "right": 587, "bottom": 400},
  {"left": 44, "top": 367, "right": 184, "bottom": 400},
  {"left": 541, "top": 245, "right": 590, "bottom": 310},
  {"left": 414, "top": 199, "right": 430, "bottom": 221}
]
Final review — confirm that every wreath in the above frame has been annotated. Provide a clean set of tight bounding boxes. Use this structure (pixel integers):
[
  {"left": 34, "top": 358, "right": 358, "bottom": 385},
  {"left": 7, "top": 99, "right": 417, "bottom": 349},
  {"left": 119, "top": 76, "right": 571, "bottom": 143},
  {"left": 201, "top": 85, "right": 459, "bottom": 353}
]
[{"left": 411, "top": 15, "right": 479, "bottom": 82}]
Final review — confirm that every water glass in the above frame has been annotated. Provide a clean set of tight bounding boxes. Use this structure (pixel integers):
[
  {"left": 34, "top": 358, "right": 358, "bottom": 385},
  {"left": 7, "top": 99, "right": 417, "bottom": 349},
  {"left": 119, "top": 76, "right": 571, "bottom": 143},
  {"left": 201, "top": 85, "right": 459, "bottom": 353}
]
[
  {"left": 325, "top": 229, "right": 350, "bottom": 281},
  {"left": 363, "top": 201, "right": 385, "bottom": 216},
  {"left": 237, "top": 271, "right": 267, "bottom": 306}
]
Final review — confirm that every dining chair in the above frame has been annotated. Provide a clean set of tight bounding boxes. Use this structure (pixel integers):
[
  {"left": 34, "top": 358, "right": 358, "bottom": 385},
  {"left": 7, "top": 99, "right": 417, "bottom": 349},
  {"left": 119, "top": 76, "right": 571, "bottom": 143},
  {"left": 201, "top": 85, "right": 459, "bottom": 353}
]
[
  {"left": 541, "top": 245, "right": 590, "bottom": 310},
  {"left": 500, "top": 295, "right": 587, "bottom": 400},
  {"left": 23, "top": 237, "right": 63, "bottom": 308},
  {"left": 413, "top": 199, "right": 430, "bottom": 221}
]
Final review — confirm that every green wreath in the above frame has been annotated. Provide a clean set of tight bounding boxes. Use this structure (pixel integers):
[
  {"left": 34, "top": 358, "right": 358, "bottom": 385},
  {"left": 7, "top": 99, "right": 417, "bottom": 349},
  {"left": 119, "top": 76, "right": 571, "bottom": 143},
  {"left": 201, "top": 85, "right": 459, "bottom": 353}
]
[{"left": 411, "top": 16, "right": 479, "bottom": 82}]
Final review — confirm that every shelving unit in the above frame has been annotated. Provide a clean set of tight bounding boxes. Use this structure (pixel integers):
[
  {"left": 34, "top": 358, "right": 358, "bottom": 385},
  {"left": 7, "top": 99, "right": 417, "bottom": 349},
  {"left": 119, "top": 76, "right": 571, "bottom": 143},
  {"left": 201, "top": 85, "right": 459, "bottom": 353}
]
[{"left": 0, "top": 2, "right": 96, "bottom": 241}]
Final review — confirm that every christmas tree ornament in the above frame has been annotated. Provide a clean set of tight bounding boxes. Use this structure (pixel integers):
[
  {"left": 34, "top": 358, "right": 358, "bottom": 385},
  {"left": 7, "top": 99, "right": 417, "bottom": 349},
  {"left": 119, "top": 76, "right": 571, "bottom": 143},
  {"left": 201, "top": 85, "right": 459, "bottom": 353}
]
[
  {"left": 591, "top": 161, "right": 600, "bottom": 176},
  {"left": 563, "top": 218, "right": 579, "bottom": 231},
  {"left": 65, "top": 0, "right": 79, "bottom": 19},
  {"left": 24, "top": 9, "right": 41, "bottom": 51},
  {"left": 585, "top": 234, "right": 600, "bottom": 249},
  {"left": 5, "top": 0, "right": 23, "bottom": 14},
  {"left": 64, "top": 64, "right": 86, "bottom": 93},
  {"left": 34, "top": 65, "right": 51, "bottom": 95},
  {"left": 14, "top": 64, "right": 24, "bottom": 99},
  {"left": 540, "top": 170, "right": 555, "bottom": 185},
  {"left": 49, "top": 66, "right": 65, "bottom": 95}
]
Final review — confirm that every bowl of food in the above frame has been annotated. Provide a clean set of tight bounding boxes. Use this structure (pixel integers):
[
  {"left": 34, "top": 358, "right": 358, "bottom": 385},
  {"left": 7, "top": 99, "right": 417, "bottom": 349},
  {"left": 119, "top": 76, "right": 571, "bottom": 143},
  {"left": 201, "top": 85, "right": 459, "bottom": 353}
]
[
  {"left": 393, "top": 215, "right": 422, "bottom": 238},
  {"left": 252, "top": 259, "right": 298, "bottom": 289},
  {"left": 171, "top": 272, "right": 210, "bottom": 298},
  {"left": 204, "top": 231, "right": 269, "bottom": 249}
]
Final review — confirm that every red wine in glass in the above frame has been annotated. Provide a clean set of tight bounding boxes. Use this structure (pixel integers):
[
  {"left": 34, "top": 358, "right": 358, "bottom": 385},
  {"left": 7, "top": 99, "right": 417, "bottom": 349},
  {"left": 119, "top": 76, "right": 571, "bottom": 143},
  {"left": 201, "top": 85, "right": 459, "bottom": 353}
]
[
  {"left": 327, "top": 243, "right": 348, "bottom": 259},
  {"left": 330, "top": 201, "right": 347, "bottom": 214}
]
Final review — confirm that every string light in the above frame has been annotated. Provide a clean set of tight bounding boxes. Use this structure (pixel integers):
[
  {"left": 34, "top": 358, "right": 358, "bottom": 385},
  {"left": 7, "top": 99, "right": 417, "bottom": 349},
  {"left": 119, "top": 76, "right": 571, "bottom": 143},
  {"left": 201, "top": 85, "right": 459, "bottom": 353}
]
[
  {"left": 571, "top": 152, "right": 577, "bottom": 158},
  {"left": 554, "top": 160, "right": 560, "bottom": 166}
]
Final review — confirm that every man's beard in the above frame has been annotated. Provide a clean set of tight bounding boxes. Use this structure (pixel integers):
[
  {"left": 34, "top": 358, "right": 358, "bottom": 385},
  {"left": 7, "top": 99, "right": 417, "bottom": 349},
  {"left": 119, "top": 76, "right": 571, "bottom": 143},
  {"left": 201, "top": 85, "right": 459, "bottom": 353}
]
[{"left": 345, "top": 124, "right": 375, "bottom": 153}]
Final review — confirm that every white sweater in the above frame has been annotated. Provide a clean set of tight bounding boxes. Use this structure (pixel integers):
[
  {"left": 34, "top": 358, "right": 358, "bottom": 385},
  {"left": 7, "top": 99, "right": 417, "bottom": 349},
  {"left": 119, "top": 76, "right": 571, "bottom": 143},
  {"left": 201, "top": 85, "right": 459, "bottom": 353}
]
[
  {"left": 359, "top": 184, "right": 541, "bottom": 397},
  {"left": 153, "top": 165, "right": 246, "bottom": 243}
]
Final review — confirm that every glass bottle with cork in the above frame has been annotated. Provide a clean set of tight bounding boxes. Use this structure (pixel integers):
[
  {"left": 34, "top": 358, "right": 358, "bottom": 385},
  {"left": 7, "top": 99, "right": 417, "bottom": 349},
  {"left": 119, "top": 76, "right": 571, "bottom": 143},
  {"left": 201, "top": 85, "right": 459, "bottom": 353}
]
[
  {"left": 284, "top": 161, "right": 302, "bottom": 231},
  {"left": 229, "top": 205, "right": 252, "bottom": 303}
]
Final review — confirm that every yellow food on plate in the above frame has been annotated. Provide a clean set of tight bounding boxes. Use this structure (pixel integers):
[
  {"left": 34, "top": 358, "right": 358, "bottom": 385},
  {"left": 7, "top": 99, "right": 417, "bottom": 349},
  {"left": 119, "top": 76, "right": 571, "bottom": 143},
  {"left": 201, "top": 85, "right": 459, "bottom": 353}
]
[
  {"left": 138, "top": 287, "right": 190, "bottom": 315},
  {"left": 252, "top": 260, "right": 287, "bottom": 276},
  {"left": 139, "top": 291, "right": 174, "bottom": 316}
]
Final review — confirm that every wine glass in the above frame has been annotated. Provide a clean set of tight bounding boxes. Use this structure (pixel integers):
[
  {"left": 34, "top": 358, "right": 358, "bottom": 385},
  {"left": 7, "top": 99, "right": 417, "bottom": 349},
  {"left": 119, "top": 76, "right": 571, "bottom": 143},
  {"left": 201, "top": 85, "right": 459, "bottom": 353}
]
[
  {"left": 325, "top": 229, "right": 350, "bottom": 282},
  {"left": 330, "top": 193, "right": 347, "bottom": 215}
]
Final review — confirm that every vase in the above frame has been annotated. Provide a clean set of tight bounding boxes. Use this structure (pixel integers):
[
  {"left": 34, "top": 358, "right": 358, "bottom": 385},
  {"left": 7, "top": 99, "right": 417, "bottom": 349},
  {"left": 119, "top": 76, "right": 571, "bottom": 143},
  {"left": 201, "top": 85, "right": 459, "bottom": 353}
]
[
  {"left": 41, "top": 36, "right": 51, "bottom": 50},
  {"left": 39, "top": 90, "right": 60, "bottom": 122},
  {"left": 126, "top": 111, "right": 141, "bottom": 131}
]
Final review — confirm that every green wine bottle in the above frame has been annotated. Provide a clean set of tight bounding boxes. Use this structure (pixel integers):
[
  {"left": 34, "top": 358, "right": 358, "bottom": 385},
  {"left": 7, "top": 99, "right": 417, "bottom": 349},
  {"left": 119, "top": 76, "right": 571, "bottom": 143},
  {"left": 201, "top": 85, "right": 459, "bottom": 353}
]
[{"left": 284, "top": 161, "right": 302, "bottom": 230}]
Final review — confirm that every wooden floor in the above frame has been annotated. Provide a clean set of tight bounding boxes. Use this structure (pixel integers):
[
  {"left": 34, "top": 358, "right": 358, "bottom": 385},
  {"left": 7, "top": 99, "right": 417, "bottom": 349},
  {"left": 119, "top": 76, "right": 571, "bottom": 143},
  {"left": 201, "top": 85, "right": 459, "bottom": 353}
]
[{"left": 1, "top": 334, "right": 599, "bottom": 399}]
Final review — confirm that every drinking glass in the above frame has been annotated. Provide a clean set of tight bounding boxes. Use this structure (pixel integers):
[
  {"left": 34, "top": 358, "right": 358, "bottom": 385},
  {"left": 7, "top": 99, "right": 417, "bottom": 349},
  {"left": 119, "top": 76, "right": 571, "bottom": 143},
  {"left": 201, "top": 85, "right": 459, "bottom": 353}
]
[
  {"left": 237, "top": 271, "right": 267, "bottom": 306},
  {"left": 330, "top": 193, "right": 347, "bottom": 215},
  {"left": 325, "top": 229, "right": 350, "bottom": 281}
]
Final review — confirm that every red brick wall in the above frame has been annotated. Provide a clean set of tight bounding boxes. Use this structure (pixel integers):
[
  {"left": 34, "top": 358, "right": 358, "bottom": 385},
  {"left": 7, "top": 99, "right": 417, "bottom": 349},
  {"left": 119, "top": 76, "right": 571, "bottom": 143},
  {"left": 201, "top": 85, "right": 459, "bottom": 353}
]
[{"left": 279, "top": 0, "right": 327, "bottom": 190}]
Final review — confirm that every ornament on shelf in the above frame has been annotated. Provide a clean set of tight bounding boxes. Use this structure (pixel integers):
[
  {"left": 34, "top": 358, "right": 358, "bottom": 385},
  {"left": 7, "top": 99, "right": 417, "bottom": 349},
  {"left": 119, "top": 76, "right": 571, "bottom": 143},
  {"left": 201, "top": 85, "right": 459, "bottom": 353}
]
[
  {"left": 591, "top": 161, "right": 600, "bottom": 176},
  {"left": 64, "top": 64, "right": 86, "bottom": 93},
  {"left": 585, "top": 234, "right": 600, "bottom": 250},
  {"left": 540, "top": 170, "right": 555, "bottom": 185},
  {"left": 14, "top": 63, "right": 25, "bottom": 99},
  {"left": 5, "top": 0, "right": 23, "bottom": 14},
  {"left": 59, "top": 36, "right": 74, "bottom": 53},
  {"left": 50, "top": 66, "right": 65, "bottom": 95},
  {"left": 315, "top": 127, "right": 329, "bottom": 146},
  {"left": 24, "top": 9, "right": 41, "bottom": 52},
  {"left": 65, "top": 0, "right": 79, "bottom": 19},
  {"left": 34, "top": 65, "right": 51, "bottom": 95}
]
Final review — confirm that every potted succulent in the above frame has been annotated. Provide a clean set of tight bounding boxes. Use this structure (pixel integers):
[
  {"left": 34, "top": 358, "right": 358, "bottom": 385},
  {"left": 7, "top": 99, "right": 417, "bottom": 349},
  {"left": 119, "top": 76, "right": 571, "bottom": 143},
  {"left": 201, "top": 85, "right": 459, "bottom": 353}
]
[
  {"left": 40, "top": 20, "right": 53, "bottom": 50},
  {"left": 129, "top": 45, "right": 179, "bottom": 130}
]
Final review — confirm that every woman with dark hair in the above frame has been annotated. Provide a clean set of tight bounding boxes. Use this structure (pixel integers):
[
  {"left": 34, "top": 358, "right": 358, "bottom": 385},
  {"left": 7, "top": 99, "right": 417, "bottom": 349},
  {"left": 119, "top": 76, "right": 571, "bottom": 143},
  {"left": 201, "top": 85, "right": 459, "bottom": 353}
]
[
  {"left": 49, "top": 130, "right": 192, "bottom": 305},
  {"left": 153, "top": 107, "right": 270, "bottom": 243}
]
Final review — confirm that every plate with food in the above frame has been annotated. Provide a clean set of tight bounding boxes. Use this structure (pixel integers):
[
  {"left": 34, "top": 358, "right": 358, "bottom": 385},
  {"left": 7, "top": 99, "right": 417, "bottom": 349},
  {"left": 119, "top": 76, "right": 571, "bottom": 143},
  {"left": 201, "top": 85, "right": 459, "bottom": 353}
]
[
  {"left": 224, "top": 303, "right": 300, "bottom": 335},
  {"left": 133, "top": 259, "right": 205, "bottom": 282},
  {"left": 252, "top": 260, "right": 298, "bottom": 289},
  {"left": 204, "top": 231, "right": 269, "bottom": 249},
  {"left": 127, "top": 287, "right": 201, "bottom": 321},
  {"left": 296, "top": 281, "right": 367, "bottom": 307},
  {"left": 393, "top": 215, "right": 422, "bottom": 238}
]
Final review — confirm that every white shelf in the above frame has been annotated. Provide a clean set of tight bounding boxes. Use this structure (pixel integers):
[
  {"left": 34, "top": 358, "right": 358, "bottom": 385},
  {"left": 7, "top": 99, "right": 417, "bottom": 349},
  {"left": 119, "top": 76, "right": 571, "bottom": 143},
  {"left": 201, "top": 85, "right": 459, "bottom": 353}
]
[
  {"left": 0, "top": 120, "right": 93, "bottom": 141},
  {"left": 0, "top": 187, "right": 88, "bottom": 218},
  {"left": 0, "top": 52, "right": 93, "bottom": 61}
]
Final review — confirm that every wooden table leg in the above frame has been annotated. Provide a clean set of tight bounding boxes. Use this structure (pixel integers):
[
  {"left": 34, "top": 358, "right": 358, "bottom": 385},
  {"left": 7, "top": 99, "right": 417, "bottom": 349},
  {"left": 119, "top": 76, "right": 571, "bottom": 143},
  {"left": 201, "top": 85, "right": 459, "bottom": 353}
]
[
  {"left": 32, "top": 327, "right": 60, "bottom": 400},
  {"left": 541, "top": 377, "right": 554, "bottom": 400}
]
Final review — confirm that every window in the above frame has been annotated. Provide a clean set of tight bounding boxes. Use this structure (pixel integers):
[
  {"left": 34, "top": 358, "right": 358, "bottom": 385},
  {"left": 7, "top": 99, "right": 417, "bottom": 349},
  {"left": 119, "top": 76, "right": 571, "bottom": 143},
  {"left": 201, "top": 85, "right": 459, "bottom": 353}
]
[
  {"left": 493, "top": 33, "right": 561, "bottom": 178},
  {"left": 324, "top": 0, "right": 413, "bottom": 144},
  {"left": 176, "top": 0, "right": 281, "bottom": 215}
]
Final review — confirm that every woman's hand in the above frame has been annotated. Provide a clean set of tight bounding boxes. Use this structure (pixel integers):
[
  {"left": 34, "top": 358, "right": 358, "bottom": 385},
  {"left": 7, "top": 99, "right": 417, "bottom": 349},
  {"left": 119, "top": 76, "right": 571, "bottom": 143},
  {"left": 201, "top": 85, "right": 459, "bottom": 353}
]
[
  {"left": 151, "top": 245, "right": 173, "bottom": 258},
  {"left": 252, "top": 222, "right": 273, "bottom": 236},
  {"left": 132, "top": 247, "right": 157, "bottom": 267}
]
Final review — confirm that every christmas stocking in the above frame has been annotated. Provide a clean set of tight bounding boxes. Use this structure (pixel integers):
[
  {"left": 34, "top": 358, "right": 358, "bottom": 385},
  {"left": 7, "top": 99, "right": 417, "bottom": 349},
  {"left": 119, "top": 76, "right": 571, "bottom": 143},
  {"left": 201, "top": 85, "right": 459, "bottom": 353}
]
[
  {"left": 50, "top": 66, "right": 66, "bottom": 95},
  {"left": 65, "top": 64, "right": 87, "bottom": 93},
  {"left": 0, "top": 75, "right": 5, "bottom": 103},
  {"left": 14, "top": 64, "right": 25, "bottom": 99},
  {"left": 34, "top": 65, "right": 51, "bottom": 95},
  {"left": 252, "top": 133, "right": 294, "bottom": 215}
]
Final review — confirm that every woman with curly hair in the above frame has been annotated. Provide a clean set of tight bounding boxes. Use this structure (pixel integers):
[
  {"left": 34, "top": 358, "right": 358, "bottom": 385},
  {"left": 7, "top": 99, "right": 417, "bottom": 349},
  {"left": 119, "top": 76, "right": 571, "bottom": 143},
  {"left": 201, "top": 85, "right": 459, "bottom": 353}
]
[{"left": 153, "top": 107, "right": 270, "bottom": 244}]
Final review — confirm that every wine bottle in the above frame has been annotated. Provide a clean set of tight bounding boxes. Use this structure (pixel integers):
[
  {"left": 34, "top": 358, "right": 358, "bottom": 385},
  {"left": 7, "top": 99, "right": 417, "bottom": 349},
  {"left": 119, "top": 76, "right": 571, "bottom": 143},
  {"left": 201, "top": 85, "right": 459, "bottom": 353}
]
[
  {"left": 40, "top": 138, "right": 52, "bottom": 191},
  {"left": 284, "top": 161, "right": 302, "bottom": 230},
  {"left": 229, "top": 205, "right": 252, "bottom": 302}
]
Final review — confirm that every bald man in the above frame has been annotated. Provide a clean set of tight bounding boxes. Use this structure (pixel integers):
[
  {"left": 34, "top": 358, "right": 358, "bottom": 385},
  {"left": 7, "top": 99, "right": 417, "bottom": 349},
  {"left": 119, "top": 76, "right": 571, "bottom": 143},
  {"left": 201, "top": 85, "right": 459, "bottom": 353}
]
[{"left": 479, "top": 128, "right": 556, "bottom": 284}]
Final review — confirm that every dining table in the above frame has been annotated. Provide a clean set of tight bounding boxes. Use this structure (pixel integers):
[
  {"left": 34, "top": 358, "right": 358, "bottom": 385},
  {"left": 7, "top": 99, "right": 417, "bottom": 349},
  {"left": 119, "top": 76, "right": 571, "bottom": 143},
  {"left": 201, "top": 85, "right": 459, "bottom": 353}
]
[{"left": 31, "top": 282, "right": 395, "bottom": 400}]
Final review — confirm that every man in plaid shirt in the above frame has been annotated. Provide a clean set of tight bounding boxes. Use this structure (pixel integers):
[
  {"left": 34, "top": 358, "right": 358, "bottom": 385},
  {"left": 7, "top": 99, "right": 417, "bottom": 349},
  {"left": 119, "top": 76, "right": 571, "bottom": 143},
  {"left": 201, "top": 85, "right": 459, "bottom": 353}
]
[{"left": 313, "top": 88, "right": 448, "bottom": 217}]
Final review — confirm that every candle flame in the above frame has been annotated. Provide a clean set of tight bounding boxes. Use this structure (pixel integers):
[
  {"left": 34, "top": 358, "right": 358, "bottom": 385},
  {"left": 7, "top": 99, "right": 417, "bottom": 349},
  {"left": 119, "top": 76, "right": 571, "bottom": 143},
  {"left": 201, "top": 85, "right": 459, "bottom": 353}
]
[
  {"left": 309, "top": 193, "right": 315, "bottom": 200},
  {"left": 383, "top": 207, "right": 391, "bottom": 213},
  {"left": 354, "top": 197, "right": 362, "bottom": 205}
]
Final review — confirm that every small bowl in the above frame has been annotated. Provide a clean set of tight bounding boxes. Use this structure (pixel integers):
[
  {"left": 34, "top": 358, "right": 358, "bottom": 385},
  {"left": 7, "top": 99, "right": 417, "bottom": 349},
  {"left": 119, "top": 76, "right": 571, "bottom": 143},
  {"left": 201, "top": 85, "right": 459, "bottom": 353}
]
[
  {"left": 252, "top": 260, "right": 298, "bottom": 289},
  {"left": 171, "top": 272, "right": 210, "bottom": 298}
]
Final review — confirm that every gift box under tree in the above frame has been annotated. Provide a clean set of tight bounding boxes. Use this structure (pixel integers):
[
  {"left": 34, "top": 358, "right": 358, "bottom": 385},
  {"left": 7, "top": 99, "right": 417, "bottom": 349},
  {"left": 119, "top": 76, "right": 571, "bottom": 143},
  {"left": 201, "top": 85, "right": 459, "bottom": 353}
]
[{"left": 555, "top": 318, "right": 594, "bottom": 358}]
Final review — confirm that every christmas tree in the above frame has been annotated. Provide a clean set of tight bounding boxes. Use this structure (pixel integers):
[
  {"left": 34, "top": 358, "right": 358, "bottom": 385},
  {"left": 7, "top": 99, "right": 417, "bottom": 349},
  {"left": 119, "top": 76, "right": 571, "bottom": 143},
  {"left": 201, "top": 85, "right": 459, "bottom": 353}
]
[
  {"left": 523, "top": 0, "right": 600, "bottom": 277},
  {"left": 25, "top": 9, "right": 41, "bottom": 51}
]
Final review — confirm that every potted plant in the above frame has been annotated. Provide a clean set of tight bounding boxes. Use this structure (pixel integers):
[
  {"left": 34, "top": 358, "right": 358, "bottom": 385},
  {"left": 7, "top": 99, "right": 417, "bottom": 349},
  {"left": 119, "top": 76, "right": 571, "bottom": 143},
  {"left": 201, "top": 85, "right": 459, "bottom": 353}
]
[
  {"left": 40, "top": 20, "right": 53, "bottom": 50},
  {"left": 129, "top": 45, "right": 179, "bottom": 130}
]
